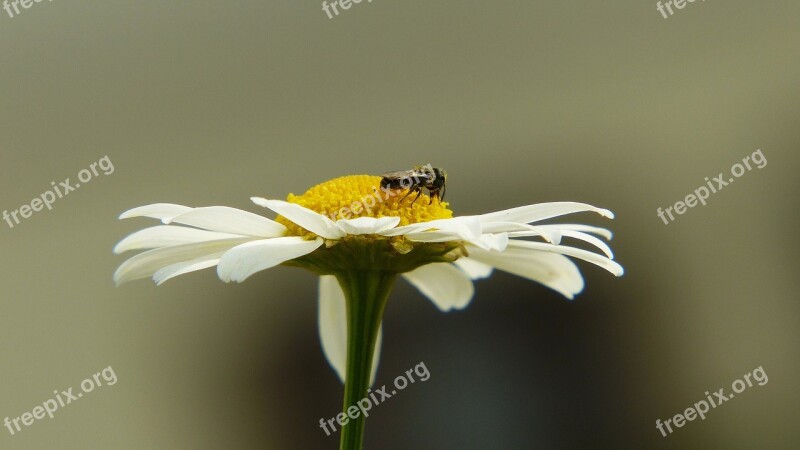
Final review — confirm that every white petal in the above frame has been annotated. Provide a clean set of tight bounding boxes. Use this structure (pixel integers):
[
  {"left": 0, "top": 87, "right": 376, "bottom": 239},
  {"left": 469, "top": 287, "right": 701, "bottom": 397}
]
[
  {"left": 165, "top": 206, "right": 287, "bottom": 237},
  {"left": 318, "top": 276, "right": 348, "bottom": 383},
  {"left": 454, "top": 258, "right": 494, "bottom": 279},
  {"left": 402, "top": 263, "right": 475, "bottom": 312},
  {"left": 477, "top": 202, "right": 614, "bottom": 224},
  {"left": 251, "top": 198, "right": 346, "bottom": 240},
  {"left": 404, "top": 230, "right": 467, "bottom": 243},
  {"left": 470, "top": 233, "right": 509, "bottom": 251},
  {"left": 504, "top": 229, "right": 612, "bottom": 258},
  {"left": 507, "top": 240, "right": 624, "bottom": 276},
  {"left": 557, "top": 230, "right": 614, "bottom": 258},
  {"left": 153, "top": 255, "right": 223, "bottom": 285},
  {"left": 467, "top": 245, "right": 585, "bottom": 299},
  {"left": 119, "top": 203, "right": 192, "bottom": 220},
  {"left": 318, "top": 276, "right": 383, "bottom": 385},
  {"left": 481, "top": 222, "right": 562, "bottom": 244},
  {"left": 382, "top": 216, "right": 482, "bottom": 241},
  {"left": 336, "top": 216, "right": 401, "bottom": 235},
  {"left": 114, "top": 238, "right": 253, "bottom": 285},
  {"left": 533, "top": 224, "right": 613, "bottom": 240},
  {"left": 217, "top": 237, "right": 323, "bottom": 282},
  {"left": 114, "top": 225, "right": 248, "bottom": 254}
]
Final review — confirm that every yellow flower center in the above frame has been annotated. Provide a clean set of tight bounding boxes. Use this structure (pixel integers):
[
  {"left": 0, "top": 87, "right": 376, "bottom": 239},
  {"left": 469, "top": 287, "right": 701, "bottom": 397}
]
[{"left": 277, "top": 175, "right": 453, "bottom": 238}]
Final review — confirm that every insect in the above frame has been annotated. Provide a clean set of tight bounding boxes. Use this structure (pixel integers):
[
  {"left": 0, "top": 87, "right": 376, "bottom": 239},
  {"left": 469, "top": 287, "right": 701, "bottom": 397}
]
[{"left": 380, "top": 165, "right": 447, "bottom": 205}]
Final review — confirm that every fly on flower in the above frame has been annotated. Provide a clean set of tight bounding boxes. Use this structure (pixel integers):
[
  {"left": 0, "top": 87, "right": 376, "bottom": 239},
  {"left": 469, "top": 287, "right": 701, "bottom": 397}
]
[
  {"left": 113, "top": 170, "right": 623, "bottom": 450},
  {"left": 380, "top": 164, "right": 447, "bottom": 205}
]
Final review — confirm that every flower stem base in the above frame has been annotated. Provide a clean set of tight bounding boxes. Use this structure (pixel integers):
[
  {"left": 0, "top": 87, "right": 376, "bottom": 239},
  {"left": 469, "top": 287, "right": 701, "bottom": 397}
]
[
  {"left": 285, "top": 238, "right": 463, "bottom": 449},
  {"left": 334, "top": 269, "right": 397, "bottom": 450}
]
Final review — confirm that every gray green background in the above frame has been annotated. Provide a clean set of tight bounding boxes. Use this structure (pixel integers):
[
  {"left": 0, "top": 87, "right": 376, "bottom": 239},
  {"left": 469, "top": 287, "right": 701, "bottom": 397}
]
[{"left": 1, "top": 1, "right": 798, "bottom": 449}]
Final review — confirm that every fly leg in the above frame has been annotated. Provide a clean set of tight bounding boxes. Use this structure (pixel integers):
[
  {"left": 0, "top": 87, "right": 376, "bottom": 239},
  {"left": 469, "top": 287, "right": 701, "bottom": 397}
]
[
  {"left": 400, "top": 187, "right": 416, "bottom": 203},
  {"left": 409, "top": 188, "right": 423, "bottom": 206}
]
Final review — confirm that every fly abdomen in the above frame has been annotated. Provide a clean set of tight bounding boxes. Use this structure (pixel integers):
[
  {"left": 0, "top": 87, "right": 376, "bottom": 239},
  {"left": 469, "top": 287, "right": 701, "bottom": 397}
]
[{"left": 380, "top": 177, "right": 407, "bottom": 190}]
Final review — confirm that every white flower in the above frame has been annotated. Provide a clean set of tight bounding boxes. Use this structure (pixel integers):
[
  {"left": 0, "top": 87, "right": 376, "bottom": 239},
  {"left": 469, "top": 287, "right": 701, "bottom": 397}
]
[{"left": 114, "top": 197, "right": 622, "bottom": 384}]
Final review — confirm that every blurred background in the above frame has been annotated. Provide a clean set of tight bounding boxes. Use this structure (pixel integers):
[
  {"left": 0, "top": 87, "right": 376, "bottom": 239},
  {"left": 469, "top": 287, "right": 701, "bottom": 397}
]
[{"left": 1, "top": 1, "right": 798, "bottom": 449}]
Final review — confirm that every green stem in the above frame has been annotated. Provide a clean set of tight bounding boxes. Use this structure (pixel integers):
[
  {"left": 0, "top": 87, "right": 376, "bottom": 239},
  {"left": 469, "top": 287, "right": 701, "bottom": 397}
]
[{"left": 335, "top": 270, "right": 397, "bottom": 450}]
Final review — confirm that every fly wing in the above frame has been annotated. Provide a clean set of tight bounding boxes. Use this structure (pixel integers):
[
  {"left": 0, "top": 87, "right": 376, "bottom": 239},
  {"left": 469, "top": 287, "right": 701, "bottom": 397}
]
[
  {"left": 381, "top": 170, "right": 431, "bottom": 180},
  {"left": 380, "top": 170, "right": 413, "bottom": 178}
]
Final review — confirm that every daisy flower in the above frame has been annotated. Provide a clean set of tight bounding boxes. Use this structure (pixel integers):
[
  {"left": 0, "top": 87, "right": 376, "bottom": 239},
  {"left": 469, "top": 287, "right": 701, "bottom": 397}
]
[{"left": 114, "top": 173, "right": 623, "bottom": 449}]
